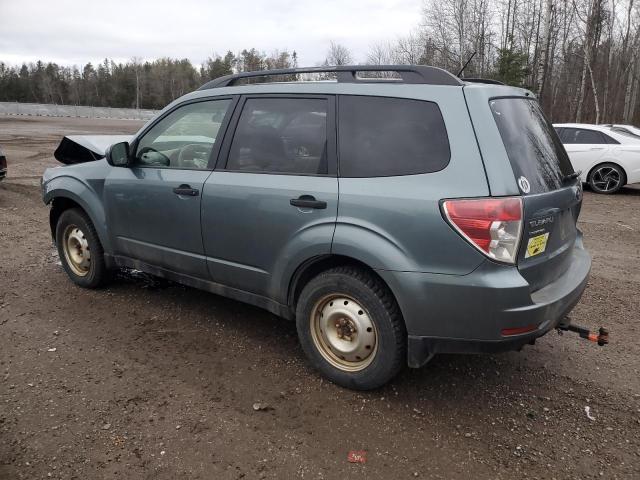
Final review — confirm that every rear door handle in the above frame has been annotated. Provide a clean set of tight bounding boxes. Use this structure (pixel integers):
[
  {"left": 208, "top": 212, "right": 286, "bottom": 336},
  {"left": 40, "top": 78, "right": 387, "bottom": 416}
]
[
  {"left": 590, "top": 147, "right": 605, "bottom": 150},
  {"left": 290, "top": 195, "right": 327, "bottom": 209},
  {"left": 173, "top": 184, "right": 199, "bottom": 196}
]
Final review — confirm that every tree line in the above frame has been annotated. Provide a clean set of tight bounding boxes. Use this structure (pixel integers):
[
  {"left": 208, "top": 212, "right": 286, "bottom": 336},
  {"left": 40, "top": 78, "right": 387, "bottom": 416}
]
[
  {"left": 0, "top": 49, "right": 298, "bottom": 110},
  {"left": 1, "top": 0, "right": 639, "bottom": 124}
]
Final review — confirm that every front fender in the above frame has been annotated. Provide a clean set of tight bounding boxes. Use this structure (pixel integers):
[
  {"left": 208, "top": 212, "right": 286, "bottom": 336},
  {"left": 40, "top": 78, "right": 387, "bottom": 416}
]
[{"left": 43, "top": 176, "right": 111, "bottom": 253}]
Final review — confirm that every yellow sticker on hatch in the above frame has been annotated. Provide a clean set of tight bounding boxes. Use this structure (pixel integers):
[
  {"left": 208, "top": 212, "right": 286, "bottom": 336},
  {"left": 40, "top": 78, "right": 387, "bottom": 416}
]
[{"left": 525, "top": 233, "right": 549, "bottom": 258}]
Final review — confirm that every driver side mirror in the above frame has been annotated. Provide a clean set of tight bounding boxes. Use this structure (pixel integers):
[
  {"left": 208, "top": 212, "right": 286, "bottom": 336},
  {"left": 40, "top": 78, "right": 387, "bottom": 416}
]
[{"left": 106, "top": 141, "right": 131, "bottom": 167}]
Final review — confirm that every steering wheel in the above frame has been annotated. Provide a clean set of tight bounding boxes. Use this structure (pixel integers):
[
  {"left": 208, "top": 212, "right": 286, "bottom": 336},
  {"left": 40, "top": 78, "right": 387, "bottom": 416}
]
[
  {"left": 178, "top": 143, "right": 212, "bottom": 169},
  {"left": 137, "top": 146, "right": 171, "bottom": 167}
]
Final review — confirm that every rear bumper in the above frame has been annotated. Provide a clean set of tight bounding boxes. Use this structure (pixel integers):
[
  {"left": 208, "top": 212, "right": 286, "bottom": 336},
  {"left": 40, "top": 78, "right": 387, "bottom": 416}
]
[{"left": 377, "top": 236, "right": 591, "bottom": 368}]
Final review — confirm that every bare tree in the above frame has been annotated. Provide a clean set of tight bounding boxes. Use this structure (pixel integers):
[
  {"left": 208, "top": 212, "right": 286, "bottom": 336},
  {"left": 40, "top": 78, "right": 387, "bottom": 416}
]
[
  {"left": 324, "top": 41, "right": 353, "bottom": 66},
  {"left": 536, "top": 0, "right": 554, "bottom": 98}
]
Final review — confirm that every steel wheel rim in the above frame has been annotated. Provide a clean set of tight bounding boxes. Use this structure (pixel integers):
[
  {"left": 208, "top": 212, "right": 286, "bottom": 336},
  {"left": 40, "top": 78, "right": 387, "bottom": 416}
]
[
  {"left": 592, "top": 166, "right": 621, "bottom": 192},
  {"left": 62, "top": 224, "right": 91, "bottom": 276},
  {"left": 310, "top": 294, "right": 378, "bottom": 372}
]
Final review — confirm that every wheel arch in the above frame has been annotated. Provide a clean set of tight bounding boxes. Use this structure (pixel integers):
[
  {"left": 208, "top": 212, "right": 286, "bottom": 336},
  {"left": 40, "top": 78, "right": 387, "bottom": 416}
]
[
  {"left": 49, "top": 196, "right": 83, "bottom": 240},
  {"left": 45, "top": 183, "right": 111, "bottom": 253},
  {"left": 287, "top": 254, "right": 402, "bottom": 316}
]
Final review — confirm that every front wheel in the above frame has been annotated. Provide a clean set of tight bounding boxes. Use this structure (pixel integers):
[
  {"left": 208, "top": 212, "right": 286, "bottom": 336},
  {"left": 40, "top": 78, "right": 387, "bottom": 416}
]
[
  {"left": 55, "top": 208, "right": 110, "bottom": 288},
  {"left": 296, "top": 267, "right": 406, "bottom": 390},
  {"left": 588, "top": 163, "right": 626, "bottom": 194}
]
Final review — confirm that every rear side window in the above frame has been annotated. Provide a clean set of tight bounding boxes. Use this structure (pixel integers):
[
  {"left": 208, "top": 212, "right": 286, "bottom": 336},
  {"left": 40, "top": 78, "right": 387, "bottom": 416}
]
[
  {"left": 490, "top": 98, "right": 573, "bottom": 193},
  {"left": 562, "top": 127, "right": 619, "bottom": 145},
  {"left": 338, "top": 96, "right": 450, "bottom": 177},
  {"left": 562, "top": 128, "right": 606, "bottom": 144},
  {"left": 226, "top": 97, "right": 328, "bottom": 175}
]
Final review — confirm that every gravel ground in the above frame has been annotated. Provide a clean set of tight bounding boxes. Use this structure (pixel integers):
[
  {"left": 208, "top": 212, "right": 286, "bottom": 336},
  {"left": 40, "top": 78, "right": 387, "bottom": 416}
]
[{"left": 1, "top": 115, "right": 639, "bottom": 479}]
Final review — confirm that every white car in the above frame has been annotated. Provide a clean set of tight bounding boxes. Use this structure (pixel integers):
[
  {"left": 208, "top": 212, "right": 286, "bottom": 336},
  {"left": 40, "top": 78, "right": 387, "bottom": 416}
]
[{"left": 554, "top": 123, "right": 640, "bottom": 193}]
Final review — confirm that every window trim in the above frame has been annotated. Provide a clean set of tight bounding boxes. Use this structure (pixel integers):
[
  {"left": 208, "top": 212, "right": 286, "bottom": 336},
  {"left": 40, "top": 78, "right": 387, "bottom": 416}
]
[
  {"left": 129, "top": 95, "right": 239, "bottom": 171},
  {"left": 215, "top": 94, "right": 338, "bottom": 177},
  {"left": 336, "top": 94, "right": 451, "bottom": 178}
]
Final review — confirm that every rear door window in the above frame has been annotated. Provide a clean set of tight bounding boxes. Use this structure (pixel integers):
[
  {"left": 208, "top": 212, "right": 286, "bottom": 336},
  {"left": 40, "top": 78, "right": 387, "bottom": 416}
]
[
  {"left": 225, "top": 97, "right": 329, "bottom": 175},
  {"left": 489, "top": 98, "right": 573, "bottom": 193},
  {"left": 562, "top": 128, "right": 607, "bottom": 144},
  {"left": 338, "top": 96, "right": 450, "bottom": 177}
]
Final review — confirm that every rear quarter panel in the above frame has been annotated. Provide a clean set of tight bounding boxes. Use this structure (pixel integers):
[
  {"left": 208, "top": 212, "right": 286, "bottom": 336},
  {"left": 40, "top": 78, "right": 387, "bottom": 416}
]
[
  {"left": 333, "top": 86, "right": 489, "bottom": 274},
  {"left": 616, "top": 146, "right": 640, "bottom": 184}
]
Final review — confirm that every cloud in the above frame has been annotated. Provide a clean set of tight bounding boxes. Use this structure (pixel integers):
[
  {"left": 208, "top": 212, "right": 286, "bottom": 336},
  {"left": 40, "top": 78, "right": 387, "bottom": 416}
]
[{"left": 0, "top": 0, "right": 422, "bottom": 67}]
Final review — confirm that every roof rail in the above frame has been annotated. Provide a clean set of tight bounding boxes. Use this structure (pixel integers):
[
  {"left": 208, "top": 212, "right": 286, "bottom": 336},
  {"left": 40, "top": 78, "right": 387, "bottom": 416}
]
[
  {"left": 462, "top": 78, "right": 505, "bottom": 85},
  {"left": 198, "top": 65, "right": 463, "bottom": 90}
]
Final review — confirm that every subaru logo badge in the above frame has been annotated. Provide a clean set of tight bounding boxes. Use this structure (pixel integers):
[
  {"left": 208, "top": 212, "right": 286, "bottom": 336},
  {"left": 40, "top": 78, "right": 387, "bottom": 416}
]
[{"left": 517, "top": 176, "right": 531, "bottom": 194}]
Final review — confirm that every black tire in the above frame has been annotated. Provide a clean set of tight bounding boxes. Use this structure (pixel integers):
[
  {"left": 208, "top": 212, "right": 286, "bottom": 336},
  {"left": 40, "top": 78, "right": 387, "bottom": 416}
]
[
  {"left": 295, "top": 266, "right": 406, "bottom": 390},
  {"left": 55, "top": 208, "right": 110, "bottom": 288},
  {"left": 588, "top": 162, "right": 626, "bottom": 194}
]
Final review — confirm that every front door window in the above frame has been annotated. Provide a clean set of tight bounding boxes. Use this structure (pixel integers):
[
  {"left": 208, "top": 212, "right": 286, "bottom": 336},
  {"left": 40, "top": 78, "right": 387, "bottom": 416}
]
[{"left": 135, "top": 99, "right": 232, "bottom": 169}]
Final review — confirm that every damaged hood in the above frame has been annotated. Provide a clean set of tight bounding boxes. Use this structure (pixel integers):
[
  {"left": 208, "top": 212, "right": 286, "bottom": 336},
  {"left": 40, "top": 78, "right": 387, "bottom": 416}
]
[{"left": 54, "top": 135, "right": 132, "bottom": 164}]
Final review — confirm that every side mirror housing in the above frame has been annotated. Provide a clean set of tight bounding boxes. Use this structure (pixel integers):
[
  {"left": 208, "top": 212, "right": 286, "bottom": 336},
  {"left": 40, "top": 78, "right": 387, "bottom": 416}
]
[{"left": 105, "top": 141, "right": 131, "bottom": 167}]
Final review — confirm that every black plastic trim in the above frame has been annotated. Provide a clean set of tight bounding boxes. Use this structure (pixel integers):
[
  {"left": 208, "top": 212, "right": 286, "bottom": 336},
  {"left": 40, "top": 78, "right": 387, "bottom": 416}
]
[
  {"left": 108, "top": 254, "right": 294, "bottom": 320},
  {"left": 198, "top": 65, "right": 463, "bottom": 89}
]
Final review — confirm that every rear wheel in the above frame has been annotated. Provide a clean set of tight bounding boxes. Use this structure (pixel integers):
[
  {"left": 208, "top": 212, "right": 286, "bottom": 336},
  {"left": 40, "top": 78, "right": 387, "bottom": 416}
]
[
  {"left": 56, "top": 208, "right": 110, "bottom": 288},
  {"left": 588, "top": 163, "right": 626, "bottom": 194},
  {"left": 296, "top": 266, "right": 406, "bottom": 390}
]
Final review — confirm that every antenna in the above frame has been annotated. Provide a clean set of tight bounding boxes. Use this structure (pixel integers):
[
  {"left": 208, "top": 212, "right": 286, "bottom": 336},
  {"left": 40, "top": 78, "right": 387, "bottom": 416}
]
[{"left": 457, "top": 52, "right": 477, "bottom": 78}]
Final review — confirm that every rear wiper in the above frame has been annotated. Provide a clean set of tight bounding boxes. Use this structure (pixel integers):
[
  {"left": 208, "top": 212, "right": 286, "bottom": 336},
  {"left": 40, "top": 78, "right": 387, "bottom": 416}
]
[{"left": 563, "top": 171, "right": 581, "bottom": 183}]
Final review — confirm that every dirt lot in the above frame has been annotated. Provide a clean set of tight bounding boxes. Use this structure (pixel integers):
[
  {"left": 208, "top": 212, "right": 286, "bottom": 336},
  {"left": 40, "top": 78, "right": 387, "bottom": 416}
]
[{"left": 1, "top": 115, "right": 639, "bottom": 479}]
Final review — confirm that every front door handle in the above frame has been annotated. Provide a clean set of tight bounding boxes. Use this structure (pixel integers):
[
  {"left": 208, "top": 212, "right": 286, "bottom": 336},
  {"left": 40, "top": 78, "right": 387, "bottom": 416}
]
[
  {"left": 173, "top": 184, "right": 199, "bottom": 196},
  {"left": 290, "top": 195, "right": 327, "bottom": 209}
]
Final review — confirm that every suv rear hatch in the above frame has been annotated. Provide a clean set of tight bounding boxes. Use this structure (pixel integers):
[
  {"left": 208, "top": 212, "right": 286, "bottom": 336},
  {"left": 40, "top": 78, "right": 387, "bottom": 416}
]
[{"left": 489, "top": 97, "right": 580, "bottom": 292}]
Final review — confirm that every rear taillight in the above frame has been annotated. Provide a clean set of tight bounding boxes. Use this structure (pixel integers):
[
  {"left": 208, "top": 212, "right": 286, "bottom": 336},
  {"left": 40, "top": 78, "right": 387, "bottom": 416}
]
[{"left": 442, "top": 197, "right": 523, "bottom": 264}]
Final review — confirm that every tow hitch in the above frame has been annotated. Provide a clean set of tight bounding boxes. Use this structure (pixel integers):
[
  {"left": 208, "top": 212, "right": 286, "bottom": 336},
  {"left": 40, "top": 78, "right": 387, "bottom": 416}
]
[{"left": 557, "top": 318, "right": 609, "bottom": 346}]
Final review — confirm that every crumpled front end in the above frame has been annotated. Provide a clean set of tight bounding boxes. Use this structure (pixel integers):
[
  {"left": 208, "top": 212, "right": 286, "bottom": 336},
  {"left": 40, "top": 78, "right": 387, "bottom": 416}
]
[{"left": 54, "top": 135, "right": 131, "bottom": 165}]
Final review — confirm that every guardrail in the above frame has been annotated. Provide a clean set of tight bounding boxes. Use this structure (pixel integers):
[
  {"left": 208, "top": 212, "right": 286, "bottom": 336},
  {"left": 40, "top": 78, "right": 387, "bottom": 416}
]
[{"left": 0, "top": 102, "right": 158, "bottom": 121}]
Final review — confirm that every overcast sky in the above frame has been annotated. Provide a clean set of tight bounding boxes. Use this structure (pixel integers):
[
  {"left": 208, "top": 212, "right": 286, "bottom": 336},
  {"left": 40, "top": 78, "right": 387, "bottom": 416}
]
[{"left": 0, "top": 0, "right": 422, "bottom": 67}]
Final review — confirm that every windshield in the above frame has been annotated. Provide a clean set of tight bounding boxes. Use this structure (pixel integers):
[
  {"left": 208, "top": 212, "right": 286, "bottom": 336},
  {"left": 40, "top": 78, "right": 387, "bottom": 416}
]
[{"left": 490, "top": 98, "right": 573, "bottom": 194}]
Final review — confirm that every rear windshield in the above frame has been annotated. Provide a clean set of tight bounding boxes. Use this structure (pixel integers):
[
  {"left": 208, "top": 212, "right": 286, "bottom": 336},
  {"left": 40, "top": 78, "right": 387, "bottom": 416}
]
[
  {"left": 611, "top": 127, "right": 640, "bottom": 139},
  {"left": 490, "top": 98, "right": 573, "bottom": 193}
]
